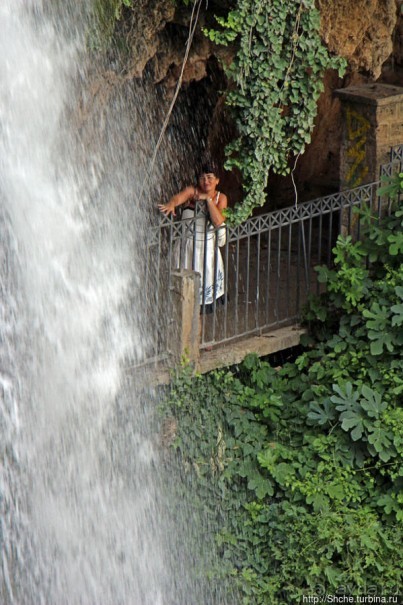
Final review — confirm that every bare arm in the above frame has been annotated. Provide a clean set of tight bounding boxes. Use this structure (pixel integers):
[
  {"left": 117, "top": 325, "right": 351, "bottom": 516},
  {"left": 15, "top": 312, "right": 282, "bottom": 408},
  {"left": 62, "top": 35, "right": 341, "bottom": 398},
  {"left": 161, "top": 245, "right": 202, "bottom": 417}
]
[
  {"left": 206, "top": 193, "right": 228, "bottom": 227},
  {"left": 158, "top": 186, "right": 195, "bottom": 217}
]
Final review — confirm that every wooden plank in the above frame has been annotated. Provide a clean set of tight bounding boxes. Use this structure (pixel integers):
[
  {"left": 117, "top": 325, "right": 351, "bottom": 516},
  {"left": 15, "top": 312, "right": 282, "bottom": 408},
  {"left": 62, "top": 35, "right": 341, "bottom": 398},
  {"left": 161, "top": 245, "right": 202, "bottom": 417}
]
[{"left": 127, "top": 324, "right": 306, "bottom": 387}]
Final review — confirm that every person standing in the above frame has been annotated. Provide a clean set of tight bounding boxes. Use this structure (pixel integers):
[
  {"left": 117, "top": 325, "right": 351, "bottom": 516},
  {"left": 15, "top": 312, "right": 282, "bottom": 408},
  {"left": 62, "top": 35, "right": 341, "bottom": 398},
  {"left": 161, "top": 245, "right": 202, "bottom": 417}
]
[{"left": 158, "top": 163, "right": 228, "bottom": 309}]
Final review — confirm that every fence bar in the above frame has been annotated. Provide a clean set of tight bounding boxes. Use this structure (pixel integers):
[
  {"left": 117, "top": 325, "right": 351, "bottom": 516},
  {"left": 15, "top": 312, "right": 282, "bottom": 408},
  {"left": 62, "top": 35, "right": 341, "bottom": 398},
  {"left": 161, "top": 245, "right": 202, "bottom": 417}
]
[
  {"left": 234, "top": 237, "right": 240, "bottom": 337},
  {"left": 286, "top": 222, "right": 292, "bottom": 320},
  {"left": 200, "top": 208, "right": 208, "bottom": 342},
  {"left": 211, "top": 229, "right": 219, "bottom": 344},
  {"left": 300, "top": 221, "right": 309, "bottom": 294},
  {"left": 317, "top": 213, "right": 323, "bottom": 296},
  {"left": 275, "top": 226, "right": 282, "bottom": 324},
  {"left": 265, "top": 228, "right": 272, "bottom": 326},
  {"left": 223, "top": 234, "right": 229, "bottom": 340},
  {"left": 245, "top": 235, "right": 251, "bottom": 333},
  {"left": 296, "top": 220, "right": 301, "bottom": 315}
]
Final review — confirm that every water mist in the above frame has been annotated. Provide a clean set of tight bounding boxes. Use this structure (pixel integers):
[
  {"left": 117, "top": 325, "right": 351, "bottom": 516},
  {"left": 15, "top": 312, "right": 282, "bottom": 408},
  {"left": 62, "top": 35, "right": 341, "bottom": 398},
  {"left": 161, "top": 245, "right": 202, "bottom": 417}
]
[{"left": 0, "top": 1, "right": 175, "bottom": 603}]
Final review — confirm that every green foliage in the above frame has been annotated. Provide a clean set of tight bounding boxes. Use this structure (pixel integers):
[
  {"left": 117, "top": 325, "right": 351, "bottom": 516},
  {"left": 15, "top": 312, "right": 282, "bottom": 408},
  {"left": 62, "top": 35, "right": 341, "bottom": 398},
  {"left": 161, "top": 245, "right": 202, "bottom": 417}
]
[
  {"left": 203, "top": 0, "right": 347, "bottom": 223},
  {"left": 160, "top": 202, "right": 403, "bottom": 603},
  {"left": 90, "top": 0, "right": 134, "bottom": 51},
  {"left": 89, "top": 0, "right": 347, "bottom": 224},
  {"left": 378, "top": 171, "right": 403, "bottom": 200}
]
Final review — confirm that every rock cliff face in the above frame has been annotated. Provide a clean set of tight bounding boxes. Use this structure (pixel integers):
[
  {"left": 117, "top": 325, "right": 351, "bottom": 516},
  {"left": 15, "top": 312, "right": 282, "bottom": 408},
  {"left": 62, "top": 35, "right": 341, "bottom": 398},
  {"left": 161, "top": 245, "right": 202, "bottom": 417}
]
[
  {"left": 318, "top": 0, "right": 397, "bottom": 78},
  {"left": 135, "top": 0, "right": 400, "bottom": 85},
  {"left": 95, "top": 0, "right": 403, "bottom": 207}
]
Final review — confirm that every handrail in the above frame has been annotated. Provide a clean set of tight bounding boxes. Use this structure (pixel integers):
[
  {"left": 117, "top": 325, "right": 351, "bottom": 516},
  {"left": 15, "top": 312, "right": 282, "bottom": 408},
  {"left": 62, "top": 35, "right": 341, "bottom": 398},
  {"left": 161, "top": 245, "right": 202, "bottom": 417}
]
[{"left": 142, "top": 145, "right": 403, "bottom": 363}]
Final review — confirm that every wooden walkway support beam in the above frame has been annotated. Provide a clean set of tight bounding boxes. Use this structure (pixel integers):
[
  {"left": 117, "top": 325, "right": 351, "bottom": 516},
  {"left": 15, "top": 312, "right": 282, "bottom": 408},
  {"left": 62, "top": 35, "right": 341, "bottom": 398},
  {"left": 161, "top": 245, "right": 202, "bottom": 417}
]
[{"left": 168, "top": 269, "right": 200, "bottom": 366}]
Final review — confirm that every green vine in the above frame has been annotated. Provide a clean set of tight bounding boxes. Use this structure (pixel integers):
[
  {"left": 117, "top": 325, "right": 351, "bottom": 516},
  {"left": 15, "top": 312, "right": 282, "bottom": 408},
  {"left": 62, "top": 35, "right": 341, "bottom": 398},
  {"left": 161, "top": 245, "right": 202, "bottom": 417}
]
[
  {"left": 203, "top": 0, "right": 347, "bottom": 224},
  {"left": 89, "top": 1, "right": 346, "bottom": 223}
]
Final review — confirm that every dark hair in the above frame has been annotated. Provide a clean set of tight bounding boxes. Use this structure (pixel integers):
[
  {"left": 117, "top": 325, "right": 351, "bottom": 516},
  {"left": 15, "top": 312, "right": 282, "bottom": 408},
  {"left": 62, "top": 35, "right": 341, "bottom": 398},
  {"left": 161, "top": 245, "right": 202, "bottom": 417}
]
[{"left": 197, "top": 161, "right": 218, "bottom": 178}]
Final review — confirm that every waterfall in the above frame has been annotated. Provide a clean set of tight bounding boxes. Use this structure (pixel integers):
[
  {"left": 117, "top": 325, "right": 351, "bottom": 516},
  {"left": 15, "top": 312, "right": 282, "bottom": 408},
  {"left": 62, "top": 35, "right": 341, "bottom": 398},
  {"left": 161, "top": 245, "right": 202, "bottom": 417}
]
[{"left": 0, "top": 1, "right": 173, "bottom": 603}]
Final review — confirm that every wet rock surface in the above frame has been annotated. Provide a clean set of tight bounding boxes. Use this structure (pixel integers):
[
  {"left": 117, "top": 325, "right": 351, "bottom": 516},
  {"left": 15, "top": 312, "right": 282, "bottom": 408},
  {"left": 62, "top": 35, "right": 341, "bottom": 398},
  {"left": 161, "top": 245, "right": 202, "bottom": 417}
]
[{"left": 88, "top": 0, "right": 403, "bottom": 208}]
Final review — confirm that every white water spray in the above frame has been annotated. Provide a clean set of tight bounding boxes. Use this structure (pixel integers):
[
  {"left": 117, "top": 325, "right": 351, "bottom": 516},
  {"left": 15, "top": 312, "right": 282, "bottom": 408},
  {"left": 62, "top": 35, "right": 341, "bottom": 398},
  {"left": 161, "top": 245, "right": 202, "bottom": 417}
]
[{"left": 0, "top": 2, "right": 171, "bottom": 603}]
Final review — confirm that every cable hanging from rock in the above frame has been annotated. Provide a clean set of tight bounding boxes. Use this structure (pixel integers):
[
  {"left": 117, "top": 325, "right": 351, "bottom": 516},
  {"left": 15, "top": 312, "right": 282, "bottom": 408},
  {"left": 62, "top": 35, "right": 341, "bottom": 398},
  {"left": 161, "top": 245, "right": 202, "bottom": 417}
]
[{"left": 138, "top": 0, "right": 204, "bottom": 203}]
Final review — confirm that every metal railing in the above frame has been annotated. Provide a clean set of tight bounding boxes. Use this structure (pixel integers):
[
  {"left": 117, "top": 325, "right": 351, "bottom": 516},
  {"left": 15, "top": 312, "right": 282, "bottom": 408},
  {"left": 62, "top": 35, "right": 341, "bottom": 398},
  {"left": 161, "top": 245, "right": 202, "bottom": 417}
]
[{"left": 143, "top": 145, "right": 402, "bottom": 362}]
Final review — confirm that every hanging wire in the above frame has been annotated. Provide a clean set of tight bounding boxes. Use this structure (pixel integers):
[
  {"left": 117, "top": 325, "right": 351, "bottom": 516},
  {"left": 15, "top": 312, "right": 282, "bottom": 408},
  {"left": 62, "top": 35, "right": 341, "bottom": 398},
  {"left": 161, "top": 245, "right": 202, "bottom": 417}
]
[
  {"left": 137, "top": 0, "right": 204, "bottom": 203},
  {"left": 291, "top": 152, "right": 301, "bottom": 208}
]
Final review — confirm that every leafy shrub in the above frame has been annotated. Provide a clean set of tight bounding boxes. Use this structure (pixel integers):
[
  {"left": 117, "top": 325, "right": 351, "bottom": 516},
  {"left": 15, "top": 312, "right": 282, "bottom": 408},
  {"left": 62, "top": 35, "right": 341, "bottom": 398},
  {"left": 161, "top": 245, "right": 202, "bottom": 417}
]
[{"left": 160, "top": 202, "right": 403, "bottom": 603}]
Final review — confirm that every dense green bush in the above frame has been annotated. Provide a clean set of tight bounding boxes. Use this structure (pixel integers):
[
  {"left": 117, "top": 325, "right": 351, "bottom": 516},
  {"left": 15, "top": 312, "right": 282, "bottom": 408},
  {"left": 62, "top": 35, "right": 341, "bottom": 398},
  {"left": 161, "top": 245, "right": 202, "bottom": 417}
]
[{"left": 161, "top": 203, "right": 403, "bottom": 603}]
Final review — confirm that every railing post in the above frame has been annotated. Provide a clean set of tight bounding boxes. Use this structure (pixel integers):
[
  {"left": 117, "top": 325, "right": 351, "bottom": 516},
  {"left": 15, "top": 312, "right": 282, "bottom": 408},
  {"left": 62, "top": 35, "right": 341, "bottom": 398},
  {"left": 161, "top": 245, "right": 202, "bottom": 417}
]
[
  {"left": 168, "top": 269, "right": 200, "bottom": 366},
  {"left": 334, "top": 84, "right": 403, "bottom": 236}
]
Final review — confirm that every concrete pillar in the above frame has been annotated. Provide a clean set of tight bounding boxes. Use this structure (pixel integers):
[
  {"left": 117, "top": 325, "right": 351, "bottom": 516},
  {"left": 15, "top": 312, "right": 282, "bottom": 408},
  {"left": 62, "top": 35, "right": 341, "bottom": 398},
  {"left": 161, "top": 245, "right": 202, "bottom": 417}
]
[
  {"left": 334, "top": 83, "right": 403, "bottom": 189},
  {"left": 168, "top": 269, "right": 200, "bottom": 366}
]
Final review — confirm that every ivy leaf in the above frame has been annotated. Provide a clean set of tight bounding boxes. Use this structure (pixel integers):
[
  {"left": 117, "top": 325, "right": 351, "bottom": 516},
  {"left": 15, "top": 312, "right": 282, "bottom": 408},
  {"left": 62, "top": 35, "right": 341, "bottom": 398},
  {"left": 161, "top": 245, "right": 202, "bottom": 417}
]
[
  {"left": 326, "top": 483, "right": 345, "bottom": 500},
  {"left": 247, "top": 471, "right": 274, "bottom": 499},
  {"left": 204, "top": 0, "right": 346, "bottom": 222},
  {"left": 237, "top": 459, "right": 256, "bottom": 478},
  {"left": 271, "top": 462, "right": 295, "bottom": 486},
  {"left": 307, "top": 492, "right": 329, "bottom": 511},
  {"left": 243, "top": 353, "right": 259, "bottom": 371},
  {"left": 360, "top": 533, "right": 378, "bottom": 551},
  {"left": 377, "top": 493, "right": 399, "bottom": 515},
  {"left": 324, "top": 566, "right": 342, "bottom": 587}
]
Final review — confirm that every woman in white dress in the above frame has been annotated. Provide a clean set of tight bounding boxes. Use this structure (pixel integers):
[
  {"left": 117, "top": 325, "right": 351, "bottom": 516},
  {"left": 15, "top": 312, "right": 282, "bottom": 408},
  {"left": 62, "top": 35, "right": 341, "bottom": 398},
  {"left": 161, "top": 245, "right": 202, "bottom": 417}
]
[{"left": 158, "top": 163, "right": 228, "bottom": 309}]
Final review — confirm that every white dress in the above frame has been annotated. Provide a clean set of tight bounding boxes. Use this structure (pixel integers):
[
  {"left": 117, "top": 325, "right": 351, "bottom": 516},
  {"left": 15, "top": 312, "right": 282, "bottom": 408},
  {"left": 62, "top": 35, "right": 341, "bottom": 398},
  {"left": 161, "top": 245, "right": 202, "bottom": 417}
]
[{"left": 175, "top": 192, "right": 226, "bottom": 306}]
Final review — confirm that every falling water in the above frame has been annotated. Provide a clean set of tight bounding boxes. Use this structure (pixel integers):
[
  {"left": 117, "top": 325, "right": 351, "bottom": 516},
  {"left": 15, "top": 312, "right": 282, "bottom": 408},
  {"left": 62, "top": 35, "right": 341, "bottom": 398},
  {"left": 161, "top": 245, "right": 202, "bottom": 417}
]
[{"left": 0, "top": 1, "right": 178, "bottom": 603}]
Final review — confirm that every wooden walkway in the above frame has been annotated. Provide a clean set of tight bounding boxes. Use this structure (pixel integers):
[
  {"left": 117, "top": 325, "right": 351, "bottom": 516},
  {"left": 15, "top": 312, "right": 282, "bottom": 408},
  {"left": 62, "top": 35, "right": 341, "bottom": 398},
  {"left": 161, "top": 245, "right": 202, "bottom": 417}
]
[{"left": 128, "top": 324, "right": 306, "bottom": 386}]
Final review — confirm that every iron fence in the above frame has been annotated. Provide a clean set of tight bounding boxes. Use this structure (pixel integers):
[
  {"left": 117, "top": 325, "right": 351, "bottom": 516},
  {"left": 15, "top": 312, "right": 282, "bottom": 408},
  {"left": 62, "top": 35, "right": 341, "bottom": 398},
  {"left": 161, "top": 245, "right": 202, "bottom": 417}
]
[{"left": 143, "top": 145, "right": 403, "bottom": 363}]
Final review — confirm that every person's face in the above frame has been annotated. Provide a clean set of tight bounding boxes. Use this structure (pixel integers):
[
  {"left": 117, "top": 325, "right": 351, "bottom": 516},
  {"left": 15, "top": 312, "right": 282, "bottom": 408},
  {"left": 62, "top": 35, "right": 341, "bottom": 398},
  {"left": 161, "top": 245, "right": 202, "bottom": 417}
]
[{"left": 198, "top": 172, "right": 219, "bottom": 193}]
